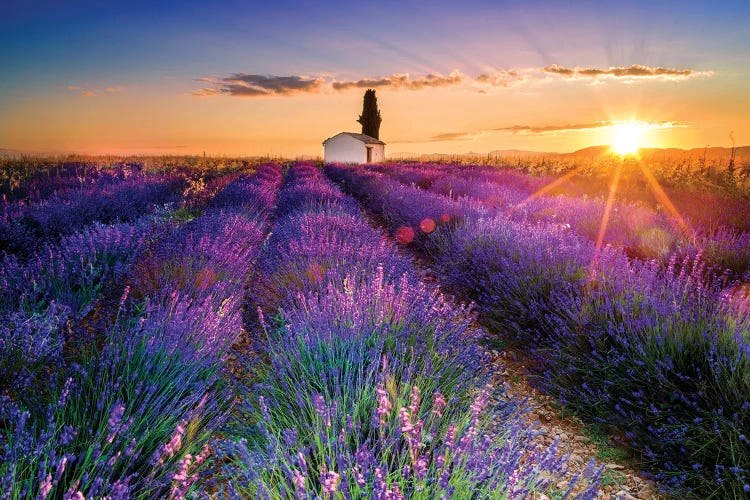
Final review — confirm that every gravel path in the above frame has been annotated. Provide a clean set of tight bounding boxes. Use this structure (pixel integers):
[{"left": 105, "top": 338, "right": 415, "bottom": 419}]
[
  {"left": 489, "top": 348, "right": 663, "bottom": 500},
  {"left": 412, "top": 255, "right": 665, "bottom": 500},
  {"left": 343, "top": 195, "right": 667, "bottom": 498}
]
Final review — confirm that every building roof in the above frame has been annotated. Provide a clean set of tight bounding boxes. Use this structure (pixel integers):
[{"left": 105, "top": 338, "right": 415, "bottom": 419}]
[{"left": 323, "top": 132, "right": 386, "bottom": 145}]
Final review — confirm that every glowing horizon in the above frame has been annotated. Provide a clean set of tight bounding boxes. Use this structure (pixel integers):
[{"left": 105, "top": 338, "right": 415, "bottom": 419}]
[
  {"left": 610, "top": 122, "right": 647, "bottom": 156},
  {"left": 1, "top": 0, "right": 748, "bottom": 157}
]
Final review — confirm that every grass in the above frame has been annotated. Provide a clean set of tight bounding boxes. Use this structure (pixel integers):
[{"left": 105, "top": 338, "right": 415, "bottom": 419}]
[
  {"left": 479, "top": 335, "right": 507, "bottom": 352},
  {"left": 170, "top": 206, "right": 202, "bottom": 223},
  {"left": 601, "top": 469, "right": 628, "bottom": 488},
  {"left": 551, "top": 404, "right": 633, "bottom": 469},
  {"left": 580, "top": 424, "right": 631, "bottom": 464}
]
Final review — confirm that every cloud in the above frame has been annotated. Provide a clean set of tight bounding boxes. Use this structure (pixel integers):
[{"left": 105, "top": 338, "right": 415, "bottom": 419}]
[
  {"left": 430, "top": 131, "right": 481, "bottom": 142},
  {"left": 67, "top": 85, "right": 125, "bottom": 97},
  {"left": 193, "top": 73, "right": 325, "bottom": 97},
  {"left": 331, "top": 70, "right": 464, "bottom": 91},
  {"left": 492, "top": 121, "right": 619, "bottom": 134},
  {"left": 543, "top": 64, "right": 713, "bottom": 80},
  {"left": 414, "top": 120, "right": 689, "bottom": 142},
  {"left": 193, "top": 63, "right": 713, "bottom": 98},
  {"left": 474, "top": 69, "right": 527, "bottom": 87},
  {"left": 191, "top": 87, "right": 224, "bottom": 97},
  {"left": 195, "top": 70, "right": 465, "bottom": 96}
]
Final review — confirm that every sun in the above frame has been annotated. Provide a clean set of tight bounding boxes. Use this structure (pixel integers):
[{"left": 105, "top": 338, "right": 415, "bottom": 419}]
[{"left": 611, "top": 123, "right": 644, "bottom": 156}]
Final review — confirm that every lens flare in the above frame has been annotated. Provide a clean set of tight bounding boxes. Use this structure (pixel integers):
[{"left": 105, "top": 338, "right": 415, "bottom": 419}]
[
  {"left": 395, "top": 226, "right": 415, "bottom": 244},
  {"left": 420, "top": 218, "right": 436, "bottom": 233}
]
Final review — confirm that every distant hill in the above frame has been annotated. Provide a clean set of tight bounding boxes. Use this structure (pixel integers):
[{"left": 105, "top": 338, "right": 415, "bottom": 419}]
[
  {"left": 391, "top": 146, "right": 750, "bottom": 163},
  {"left": 634, "top": 146, "right": 750, "bottom": 162}
]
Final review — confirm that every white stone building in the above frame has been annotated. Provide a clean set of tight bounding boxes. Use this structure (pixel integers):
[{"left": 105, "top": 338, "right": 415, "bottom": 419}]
[{"left": 322, "top": 132, "right": 385, "bottom": 164}]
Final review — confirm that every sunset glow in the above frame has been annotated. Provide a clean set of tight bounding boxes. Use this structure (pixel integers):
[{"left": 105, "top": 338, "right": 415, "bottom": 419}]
[
  {"left": 0, "top": 1, "right": 748, "bottom": 156},
  {"left": 611, "top": 123, "right": 645, "bottom": 156}
]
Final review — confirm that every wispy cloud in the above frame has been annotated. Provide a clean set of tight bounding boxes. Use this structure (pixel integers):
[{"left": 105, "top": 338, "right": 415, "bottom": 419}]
[
  {"left": 493, "top": 120, "right": 689, "bottom": 134},
  {"left": 193, "top": 73, "right": 325, "bottom": 97},
  {"left": 194, "top": 70, "right": 465, "bottom": 96},
  {"left": 474, "top": 69, "right": 527, "bottom": 87},
  {"left": 543, "top": 64, "right": 713, "bottom": 81},
  {"left": 67, "top": 85, "right": 125, "bottom": 97},
  {"left": 493, "top": 121, "right": 619, "bottom": 134},
  {"left": 331, "top": 70, "right": 464, "bottom": 90},
  {"left": 193, "top": 63, "right": 713, "bottom": 97},
  {"left": 398, "top": 120, "right": 689, "bottom": 143},
  {"left": 428, "top": 131, "right": 481, "bottom": 142}
]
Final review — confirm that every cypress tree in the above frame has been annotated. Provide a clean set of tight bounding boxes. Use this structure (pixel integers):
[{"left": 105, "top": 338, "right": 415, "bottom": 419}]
[{"left": 357, "top": 89, "right": 382, "bottom": 139}]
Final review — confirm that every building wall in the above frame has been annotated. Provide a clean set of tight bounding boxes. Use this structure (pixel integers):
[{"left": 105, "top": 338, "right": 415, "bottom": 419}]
[
  {"left": 323, "top": 133, "right": 386, "bottom": 164},
  {"left": 369, "top": 144, "right": 385, "bottom": 162},
  {"left": 324, "top": 134, "right": 366, "bottom": 163}
]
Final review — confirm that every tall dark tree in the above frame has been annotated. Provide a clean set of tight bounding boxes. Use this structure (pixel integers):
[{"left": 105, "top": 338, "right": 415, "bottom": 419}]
[{"left": 357, "top": 89, "right": 382, "bottom": 139}]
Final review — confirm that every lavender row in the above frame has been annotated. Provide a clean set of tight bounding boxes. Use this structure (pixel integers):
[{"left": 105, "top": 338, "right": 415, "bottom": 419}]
[
  {"left": 0, "top": 215, "right": 168, "bottom": 410},
  {"left": 176, "top": 170, "right": 245, "bottom": 215},
  {"left": 376, "top": 161, "right": 750, "bottom": 233},
  {"left": 0, "top": 172, "right": 187, "bottom": 256},
  {"left": 1, "top": 161, "right": 242, "bottom": 207},
  {"left": 375, "top": 163, "right": 681, "bottom": 258},
  {"left": 218, "top": 163, "right": 600, "bottom": 498},
  {"left": 370, "top": 162, "right": 551, "bottom": 196},
  {"left": 0, "top": 162, "right": 144, "bottom": 205},
  {"left": 123, "top": 163, "right": 284, "bottom": 353},
  {"left": 326, "top": 163, "right": 750, "bottom": 498},
  {"left": 0, "top": 165, "right": 283, "bottom": 498},
  {"left": 441, "top": 165, "right": 750, "bottom": 278},
  {"left": 0, "top": 167, "right": 252, "bottom": 405},
  {"left": 374, "top": 163, "right": 750, "bottom": 278}
]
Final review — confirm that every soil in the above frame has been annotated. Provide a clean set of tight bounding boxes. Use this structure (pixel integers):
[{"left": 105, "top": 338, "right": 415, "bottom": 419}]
[
  {"left": 412, "top": 255, "right": 665, "bottom": 499},
  {"left": 354, "top": 200, "right": 667, "bottom": 499}
]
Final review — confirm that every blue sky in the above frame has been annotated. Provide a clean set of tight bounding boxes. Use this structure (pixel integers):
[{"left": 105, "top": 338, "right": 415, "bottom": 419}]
[{"left": 1, "top": 0, "right": 748, "bottom": 155}]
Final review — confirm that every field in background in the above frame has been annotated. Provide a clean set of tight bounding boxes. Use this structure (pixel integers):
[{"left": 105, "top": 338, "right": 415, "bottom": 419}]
[{"left": 393, "top": 151, "right": 750, "bottom": 226}]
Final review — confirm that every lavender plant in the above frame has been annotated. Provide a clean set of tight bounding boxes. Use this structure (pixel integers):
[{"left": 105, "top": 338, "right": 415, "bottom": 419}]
[
  {"left": 0, "top": 217, "right": 164, "bottom": 411},
  {"left": 1, "top": 173, "right": 185, "bottom": 256},
  {"left": 0, "top": 303, "right": 228, "bottom": 499},
  {"left": 1, "top": 165, "right": 283, "bottom": 499},
  {"left": 327, "top": 162, "right": 750, "bottom": 497},
  {"left": 219, "top": 165, "right": 600, "bottom": 498},
  {"left": 539, "top": 254, "right": 750, "bottom": 497},
  {"left": 0, "top": 218, "right": 161, "bottom": 318},
  {"left": 221, "top": 376, "right": 600, "bottom": 499}
]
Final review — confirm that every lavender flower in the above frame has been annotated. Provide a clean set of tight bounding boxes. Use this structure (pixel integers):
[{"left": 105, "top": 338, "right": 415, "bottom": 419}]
[
  {"left": 432, "top": 391, "right": 446, "bottom": 418},
  {"left": 320, "top": 470, "right": 340, "bottom": 496},
  {"left": 375, "top": 383, "right": 392, "bottom": 427}
]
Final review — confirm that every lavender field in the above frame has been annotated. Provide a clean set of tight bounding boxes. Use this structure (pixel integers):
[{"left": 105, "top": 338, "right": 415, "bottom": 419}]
[{"left": 1, "top": 159, "right": 749, "bottom": 499}]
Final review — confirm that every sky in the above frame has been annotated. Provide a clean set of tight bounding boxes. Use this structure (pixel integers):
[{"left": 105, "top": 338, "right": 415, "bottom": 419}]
[{"left": 1, "top": 0, "right": 749, "bottom": 157}]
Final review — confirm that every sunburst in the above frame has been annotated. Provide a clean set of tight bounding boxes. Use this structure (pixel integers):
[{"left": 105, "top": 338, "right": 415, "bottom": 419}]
[{"left": 611, "top": 122, "right": 644, "bottom": 156}]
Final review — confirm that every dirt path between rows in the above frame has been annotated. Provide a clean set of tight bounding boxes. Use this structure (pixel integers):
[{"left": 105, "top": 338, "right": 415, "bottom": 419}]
[
  {"left": 357, "top": 207, "right": 665, "bottom": 500},
  {"left": 417, "top": 256, "right": 663, "bottom": 500}
]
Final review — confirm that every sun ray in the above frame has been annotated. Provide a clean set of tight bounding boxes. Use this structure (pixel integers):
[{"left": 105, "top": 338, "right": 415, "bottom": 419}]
[
  {"left": 505, "top": 162, "right": 592, "bottom": 217},
  {"left": 634, "top": 158, "right": 693, "bottom": 239},
  {"left": 588, "top": 160, "right": 623, "bottom": 279}
]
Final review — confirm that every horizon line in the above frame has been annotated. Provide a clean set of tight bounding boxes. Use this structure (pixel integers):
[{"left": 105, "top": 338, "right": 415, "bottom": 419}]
[{"left": 1, "top": 143, "right": 747, "bottom": 160}]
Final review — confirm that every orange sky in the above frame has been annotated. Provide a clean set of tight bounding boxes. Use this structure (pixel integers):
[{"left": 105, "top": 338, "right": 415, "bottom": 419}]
[{"left": 1, "top": 1, "right": 748, "bottom": 157}]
